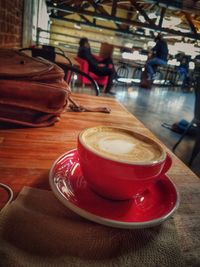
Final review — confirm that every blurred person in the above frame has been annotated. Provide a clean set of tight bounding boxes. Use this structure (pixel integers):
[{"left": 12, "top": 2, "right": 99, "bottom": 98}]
[
  {"left": 194, "top": 54, "right": 200, "bottom": 76},
  {"left": 176, "top": 53, "right": 191, "bottom": 90},
  {"left": 193, "top": 54, "right": 200, "bottom": 87},
  {"left": 146, "top": 33, "right": 168, "bottom": 81},
  {"left": 77, "top": 37, "right": 116, "bottom": 95}
]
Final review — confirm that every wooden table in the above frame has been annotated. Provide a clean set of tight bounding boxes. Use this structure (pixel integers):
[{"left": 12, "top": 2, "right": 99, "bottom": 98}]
[{"left": 0, "top": 94, "right": 200, "bottom": 265}]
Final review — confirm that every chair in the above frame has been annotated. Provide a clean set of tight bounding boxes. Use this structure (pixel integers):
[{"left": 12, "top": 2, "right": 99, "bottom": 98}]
[
  {"left": 117, "top": 62, "right": 129, "bottom": 79},
  {"left": 112, "top": 62, "right": 130, "bottom": 91},
  {"left": 64, "top": 65, "right": 100, "bottom": 96},
  {"left": 21, "top": 45, "right": 72, "bottom": 65},
  {"left": 76, "top": 56, "right": 109, "bottom": 90},
  {"left": 172, "top": 76, "right": 200, "bottom": 166},
  {"left": 19, "top": 46, "right": 100, "bottom": 96},
  {"left": 133, "top": 66, "right": 143, "bottom": 80}
]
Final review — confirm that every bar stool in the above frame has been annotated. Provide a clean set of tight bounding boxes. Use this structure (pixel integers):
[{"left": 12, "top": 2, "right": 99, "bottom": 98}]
[
  {"left": 172, "top": 76, "right": 200, "bottom": 166},
  {"left": 113, "top": 62, "right": 130, "bottom": 91},
  {"left": 117, "top": 62, "right": 129, "bottom": 79},
  {"left": 133, "top": 66, "right": 143, "bottom": 79}
]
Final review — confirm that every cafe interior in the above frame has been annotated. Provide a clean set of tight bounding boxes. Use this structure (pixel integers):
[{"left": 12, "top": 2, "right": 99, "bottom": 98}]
[{"left": 0, "top": 0, "right": 200, "bottom": 266}]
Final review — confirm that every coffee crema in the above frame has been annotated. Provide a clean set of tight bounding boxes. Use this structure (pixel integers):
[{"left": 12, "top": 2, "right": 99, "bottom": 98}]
[{"left": 80, "top": 127, "right": 163, "bottom": 163}]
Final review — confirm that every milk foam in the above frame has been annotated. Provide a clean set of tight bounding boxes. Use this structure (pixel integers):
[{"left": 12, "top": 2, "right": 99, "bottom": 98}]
[
  {"left": 82, "top": 127, "right": 162, "bottom": 163},
  {"left": 98, "top": 139, "right": 135, "bottom": 155}
]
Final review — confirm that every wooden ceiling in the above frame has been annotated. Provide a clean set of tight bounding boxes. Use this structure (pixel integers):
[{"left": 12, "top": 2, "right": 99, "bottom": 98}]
[{"left": 46, "top": 0, "right": 200, "bottom": 41}]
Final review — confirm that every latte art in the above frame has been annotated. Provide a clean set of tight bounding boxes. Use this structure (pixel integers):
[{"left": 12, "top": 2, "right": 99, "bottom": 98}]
[{"left": 81, "top": 127, "right": 163, "bottom": 163}]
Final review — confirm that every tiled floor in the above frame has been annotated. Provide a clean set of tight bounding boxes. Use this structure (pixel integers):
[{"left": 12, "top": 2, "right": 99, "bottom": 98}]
[{"left": 113, "top": 83, "right": 200, "bottom": 178}]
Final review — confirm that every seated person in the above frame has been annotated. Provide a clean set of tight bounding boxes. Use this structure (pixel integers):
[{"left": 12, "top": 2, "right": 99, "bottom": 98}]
[
  {"left": 146, "top": 33, "right": 168, "bottom": 81},
  {"left": 77, "top": 38, "right": 116, "bottom": 95},
  {"left": 194, "top": 54, "right": 200, "bottom": 78},
  {"left": 176, "top": 54, "right": 190, "bottom": 89},
  {"left": 193, "top": 54, "right": 200, "bottom": 90}
]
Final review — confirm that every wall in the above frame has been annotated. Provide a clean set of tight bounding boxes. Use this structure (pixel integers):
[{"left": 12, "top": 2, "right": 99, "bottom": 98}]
[
  {"left": 23, "top": 0, "right": 49, "bottom": 47},
  {"left": 0, "top": 0, "right": 24, "bottom": 48},
  {"left": 48, "top": 5, "right": 144, "bottom": 58},
  {"left": 50, "top": 21, "right": 142, "bottom": 58},
  {"left": 32, "top": 0, "right": 49, "bottom": 44},
  {"left": 50, "top": 21, "right": 116, "bottom": 53},
  {"left": 22, "top": 0, "right": 33, "bottom": 47}
]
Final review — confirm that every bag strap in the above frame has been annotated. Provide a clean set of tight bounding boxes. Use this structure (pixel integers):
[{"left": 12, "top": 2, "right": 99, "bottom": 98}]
[{"left": 68, "top": 96, "right": 111, "bottom": 113}]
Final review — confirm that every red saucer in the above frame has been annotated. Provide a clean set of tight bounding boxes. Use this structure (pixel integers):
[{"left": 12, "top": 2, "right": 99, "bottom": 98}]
[{"left": 49, "top": 149, "right": 179, "bottom": 229}]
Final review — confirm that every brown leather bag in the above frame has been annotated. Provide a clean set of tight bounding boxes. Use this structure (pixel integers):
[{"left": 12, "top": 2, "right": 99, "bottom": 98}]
[
  {"left": 0, "top": 49, "right": 70, "bottom": 127},
  {"left": 0, "top": 49, "right": 110, "bottom": 127}
]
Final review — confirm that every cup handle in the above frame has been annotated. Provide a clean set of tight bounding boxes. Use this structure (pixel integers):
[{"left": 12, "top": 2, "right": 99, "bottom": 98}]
[{"left": 160, "top": 152, "right": 172, "bottom": 175}]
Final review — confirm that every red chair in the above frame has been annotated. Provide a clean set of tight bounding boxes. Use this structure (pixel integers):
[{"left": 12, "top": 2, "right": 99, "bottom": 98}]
[{"left": 76, "top": 55, "right": 109, "bottom": 90}]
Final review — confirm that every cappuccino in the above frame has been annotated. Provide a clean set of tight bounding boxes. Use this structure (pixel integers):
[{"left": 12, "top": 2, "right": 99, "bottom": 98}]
[{"left": 80, "top": 127, "right": 163, "bottom": 163}]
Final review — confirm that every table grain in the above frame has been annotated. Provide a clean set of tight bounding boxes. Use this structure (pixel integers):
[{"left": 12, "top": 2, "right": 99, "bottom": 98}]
[{"left": 0, "top": 93, "right": 200, "bottom": 265}]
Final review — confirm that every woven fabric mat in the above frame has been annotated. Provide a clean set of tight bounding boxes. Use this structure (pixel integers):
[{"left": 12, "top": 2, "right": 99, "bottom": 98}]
[{"left": 0, "top": 186, "right": 184, "bottom": 267}]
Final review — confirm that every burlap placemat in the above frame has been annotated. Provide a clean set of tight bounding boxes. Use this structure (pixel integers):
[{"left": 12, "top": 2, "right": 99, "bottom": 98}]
[{"left": 0, "top": 187, "right": 184, "bottom": 267}]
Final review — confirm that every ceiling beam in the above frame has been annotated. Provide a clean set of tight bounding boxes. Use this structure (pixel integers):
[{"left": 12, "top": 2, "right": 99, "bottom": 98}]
[
  {"left": 158, "top": 7, "right": 166, "bottom": 28},
  {"left": 79, "top": 14, "right": 92, "bottom": 24},
  {"left": 47, "top": 4, "right": 200, "bottom": 40},
  {"left": 184, "top": 12, "right": 198, "bottom": 36},
  {"left": 111, "top": 0, "right": 117, "bottom": 16},
  {"left": 118, "top": 3, "right": 134, "bottom": 31},
  {"left": 83, "top": 0, "right": 122, "bottom": 30},
  {"left": 129, "top": 0, "right": 156, "bottom": 27},
  {"left": 146, "top": 0, "right": 200, "bottom": 15},
  {"left": 59, "top": 0, "right": 75, "bottom": 5},
  {"left": 50, "top": 14, "right": 152, "bottom": 39},
  {"left": 86, "top": 0, "right": 109, "bottom": 15}
]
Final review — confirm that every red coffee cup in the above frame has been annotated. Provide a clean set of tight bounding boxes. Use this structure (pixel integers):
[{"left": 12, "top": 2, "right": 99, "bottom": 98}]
[{"left": 78, "top": 126, "right": 172, "bottom": 200}]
